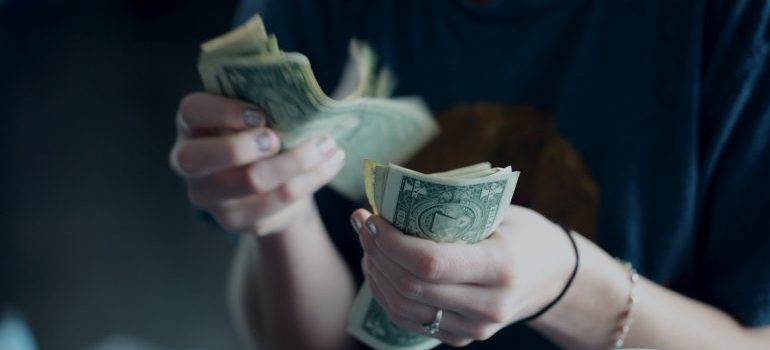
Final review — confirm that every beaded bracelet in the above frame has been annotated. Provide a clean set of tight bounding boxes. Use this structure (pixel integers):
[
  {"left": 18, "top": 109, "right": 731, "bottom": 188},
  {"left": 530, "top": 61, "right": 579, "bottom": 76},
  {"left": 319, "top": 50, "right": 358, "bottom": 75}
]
[{"left": 607, "top": 260, "right": 639, "bottom": 349}]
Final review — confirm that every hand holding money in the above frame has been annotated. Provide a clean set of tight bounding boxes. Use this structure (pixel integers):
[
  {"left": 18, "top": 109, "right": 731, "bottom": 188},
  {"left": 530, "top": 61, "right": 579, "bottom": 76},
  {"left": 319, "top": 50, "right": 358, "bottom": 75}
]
[
  {"left": 347, "top": 160, "right": 521, "bottom": 349},
  {"left": 349, "top": 161, "right": 576, "bottom": 349},
  {"left": 197, "top": 14, "right": 438, "bottom": 201},
  {"left": 179, "top": 13, "right": 439, "bottom": 235},
  {"left": 170, "top": 93, "right": 346, "bottom": 235}
]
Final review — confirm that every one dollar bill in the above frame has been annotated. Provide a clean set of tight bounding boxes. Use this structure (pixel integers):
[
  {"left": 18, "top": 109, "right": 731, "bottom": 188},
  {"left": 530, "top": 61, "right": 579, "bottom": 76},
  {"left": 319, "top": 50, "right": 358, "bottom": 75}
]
[{"left": 196, "top": 14, "right": 439, "bottom": 200}]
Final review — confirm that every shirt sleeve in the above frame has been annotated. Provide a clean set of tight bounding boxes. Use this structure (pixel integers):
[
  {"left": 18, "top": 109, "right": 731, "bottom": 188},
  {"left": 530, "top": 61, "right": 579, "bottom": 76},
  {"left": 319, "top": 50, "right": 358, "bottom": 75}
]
[{"left": 696, "top": 0, "right": 770, "bottom": 327}]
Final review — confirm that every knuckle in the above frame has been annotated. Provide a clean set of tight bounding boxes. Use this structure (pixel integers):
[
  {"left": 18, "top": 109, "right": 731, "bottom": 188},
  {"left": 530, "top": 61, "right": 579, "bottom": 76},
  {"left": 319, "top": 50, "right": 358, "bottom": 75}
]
[
  {"left": 485, "top": 310, "right": 506, "bottom": 324},
  {"left": 415, "top": 251, "right": 444, "bottom": 281},
  {"left": 388, "top": 297, "right": 410, "bottom": 319},
  {"left": 244, "top": 167, "right": 269, "bottom": 195},
  {"left": 246, "top": 162, "right": 278, "bottom": 194},
  {"left": 445, "top": 338, "right": 472, "bottom": 347},
  {"left": 495, "top": 264, "right": 515, "bottom": 287},
  {"left": 178, "top": 92, "right": 206, "bottom": 118},
  {"left": 286, "top": 147, "right": 312, "bottom": 172},
  {"left": 481, "top": 299, "right": 510, "bottom": 324},
  {"left": 395, "top": 275, "right": 423, "bottom": 299},
  {"left": 214, "top": 209, "right": 243, "bottom": 232},
  {"left": 171, "top": 143, "right": 198, "bottom": 175},
  {"left": 490, "top": 250, "right": 515, "bottom": 286},
  {"left": 276, "top": 182, "right": 300, "bottom": 203},
  {"left": 469, "top": 325, "right": 496, "bottom": 341}
]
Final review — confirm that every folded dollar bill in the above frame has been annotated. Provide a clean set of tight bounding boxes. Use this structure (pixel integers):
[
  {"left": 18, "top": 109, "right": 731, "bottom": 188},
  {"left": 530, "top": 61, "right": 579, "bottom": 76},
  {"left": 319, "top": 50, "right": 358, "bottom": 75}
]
[{"left": 197, "top": 15, "right": 439, "bottom": 200}]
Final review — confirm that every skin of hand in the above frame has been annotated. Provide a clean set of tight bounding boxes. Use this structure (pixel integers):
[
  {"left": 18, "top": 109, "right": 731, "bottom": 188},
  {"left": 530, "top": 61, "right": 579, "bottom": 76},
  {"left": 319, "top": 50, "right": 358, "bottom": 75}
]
[
  {"left": 351, "top": 205, "right": 576, "bottom": 347},
  {"left": 353, "top": 205, "right": 770, "bottom": 350},
  {"left": 169, "top": 92, "right": 346, "bottom": 235}
]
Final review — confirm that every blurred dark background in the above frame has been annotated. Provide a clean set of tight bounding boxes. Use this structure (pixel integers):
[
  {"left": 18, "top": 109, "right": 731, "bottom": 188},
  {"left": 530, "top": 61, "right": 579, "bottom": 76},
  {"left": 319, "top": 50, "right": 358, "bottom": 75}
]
[{"left": 1, "top": 0, "right": 246, "bottom": 348}]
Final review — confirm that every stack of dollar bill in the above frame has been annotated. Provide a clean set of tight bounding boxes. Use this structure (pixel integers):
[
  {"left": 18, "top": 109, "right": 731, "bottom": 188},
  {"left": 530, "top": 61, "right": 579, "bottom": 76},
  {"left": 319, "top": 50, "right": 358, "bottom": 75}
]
[
  {"left": 348, "top": 160, "right": 520, "bottom": 350},
  {"left": 197, "top": 15, "right": 439, "bottom": 200}
]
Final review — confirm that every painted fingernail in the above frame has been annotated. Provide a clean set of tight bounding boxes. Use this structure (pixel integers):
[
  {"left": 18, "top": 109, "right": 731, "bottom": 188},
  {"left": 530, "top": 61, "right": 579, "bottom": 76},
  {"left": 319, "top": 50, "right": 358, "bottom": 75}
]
[
  {"left": 315, "top": 135, "right": 336, "bottom": 155},
  {"left": 243, "top": 109, "right": 264, "bottom": 127},
  {"left": 351, "top": 216, "right": 362, "bottom": 235},
  {"left": 365, "top": 217, "right": 377, "bottom": 236},
  {"left": 255, "top": 130, "right": 273, "bottom": 152}
]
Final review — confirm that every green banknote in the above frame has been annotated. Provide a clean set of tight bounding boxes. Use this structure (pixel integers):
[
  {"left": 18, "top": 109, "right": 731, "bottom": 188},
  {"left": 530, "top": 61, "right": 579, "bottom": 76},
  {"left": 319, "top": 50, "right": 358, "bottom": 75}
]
[
  {"left": 197, "top": 15, "right": 438, "bottom": 200},
  {"left": 348, "top": 160, "right": 520, "bottom": 350}
]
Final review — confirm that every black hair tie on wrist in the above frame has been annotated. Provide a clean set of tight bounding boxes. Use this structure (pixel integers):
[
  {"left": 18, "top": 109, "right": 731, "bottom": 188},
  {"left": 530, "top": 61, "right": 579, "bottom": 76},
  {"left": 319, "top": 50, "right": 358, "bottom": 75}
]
[{"left": 521, "top": 223, "right": 580, "bottom": 323}]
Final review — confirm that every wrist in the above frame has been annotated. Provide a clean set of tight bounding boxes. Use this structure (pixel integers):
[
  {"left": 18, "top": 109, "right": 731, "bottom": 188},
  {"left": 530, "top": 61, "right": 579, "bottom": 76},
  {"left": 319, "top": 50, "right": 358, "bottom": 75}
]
[
  {"left": 275, "top": 197, "right": 318, "bottom": 236},
  {"left": 521, "top": 224, "right": 580, "bottom": 322},
  {"left": 605, "top": 260, "right": 639, "bottom": 349},
  {"left": 255, "top": 197, "right": 329, "bottom": 249},
  {"left": 528, "top": 236, "right": 629, "bottom": 349},
  {"left": 251, "top": 197, "right": 316, "bottom": 238}
]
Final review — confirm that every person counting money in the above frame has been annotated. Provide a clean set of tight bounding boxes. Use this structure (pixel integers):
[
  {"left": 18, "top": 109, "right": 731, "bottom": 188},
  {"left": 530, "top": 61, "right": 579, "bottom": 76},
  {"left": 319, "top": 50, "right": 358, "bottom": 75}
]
[{"left": 169, "top": 1, "right": 770, "bottom": 349}]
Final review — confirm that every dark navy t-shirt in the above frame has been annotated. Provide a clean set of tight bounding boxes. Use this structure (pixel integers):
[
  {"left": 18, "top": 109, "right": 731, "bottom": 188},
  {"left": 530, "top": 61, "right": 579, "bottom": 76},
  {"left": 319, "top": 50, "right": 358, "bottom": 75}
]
[{"left": 235, "top": 0, "right": 770, "bottom": 348}]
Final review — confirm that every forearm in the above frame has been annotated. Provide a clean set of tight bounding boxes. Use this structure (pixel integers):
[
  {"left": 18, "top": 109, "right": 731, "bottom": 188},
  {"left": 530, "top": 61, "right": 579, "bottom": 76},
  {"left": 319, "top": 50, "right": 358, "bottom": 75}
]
[
  {"left": 530, "top": 234, "right": 770, "bottom": 350},
  {"left": 622, "top": 278, "right": 770, "bottom": 349},
  {"left": 229, "top": 199, "right": 358, "bottom": 350}
]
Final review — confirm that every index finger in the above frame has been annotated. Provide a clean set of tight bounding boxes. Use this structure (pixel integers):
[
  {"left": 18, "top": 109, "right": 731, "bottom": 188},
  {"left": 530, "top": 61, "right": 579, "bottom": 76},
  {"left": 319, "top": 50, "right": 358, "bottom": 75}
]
[
  {"left": 363, "top": 214, "right": 500, "bottom": 285},
  {"left": 177, "top": 92, "right": 265, "bottom": 136}
]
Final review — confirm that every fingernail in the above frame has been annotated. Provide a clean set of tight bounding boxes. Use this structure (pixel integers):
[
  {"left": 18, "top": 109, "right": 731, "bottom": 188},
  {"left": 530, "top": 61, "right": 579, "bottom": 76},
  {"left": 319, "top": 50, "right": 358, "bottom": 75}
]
[
  {"left": 365, "top": 218, "right": 377, "bottom": 236},
  {"left": 351, "top": 216, "right": 362, "bottom": 235},
  {"left": 255, "top": 130, "right": 273, "bottom": 152},
  {"left": 243, "top": 109, "right": 264, "bottom": 127},
  {"left": 315, "top": 135, "right": 336, "bottom": 155}
]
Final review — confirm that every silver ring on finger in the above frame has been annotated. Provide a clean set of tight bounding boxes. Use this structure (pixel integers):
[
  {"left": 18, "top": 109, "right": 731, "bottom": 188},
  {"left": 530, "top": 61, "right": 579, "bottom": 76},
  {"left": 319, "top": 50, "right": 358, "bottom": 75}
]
[{"left": 422, "top": 307, "right": 443, "bottom": 335}]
